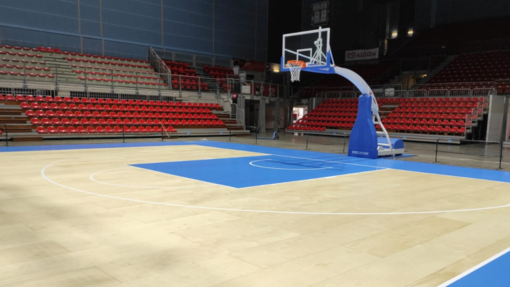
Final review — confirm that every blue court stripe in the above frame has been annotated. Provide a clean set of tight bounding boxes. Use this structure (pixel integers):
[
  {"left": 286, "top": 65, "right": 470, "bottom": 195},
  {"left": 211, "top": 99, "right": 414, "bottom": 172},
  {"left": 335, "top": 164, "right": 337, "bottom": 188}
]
[
  {"left": 441, "top": 247, "right": 510, "bottom": 287},
  {"left": 0, "top": 141, "right": 196, "bottom": 152}
]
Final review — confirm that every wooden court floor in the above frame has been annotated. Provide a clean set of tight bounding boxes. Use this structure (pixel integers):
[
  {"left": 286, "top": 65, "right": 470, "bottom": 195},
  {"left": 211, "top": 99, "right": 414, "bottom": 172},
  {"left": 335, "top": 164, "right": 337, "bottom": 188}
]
[{"left": 1, "top": 144, "right": 510, "bottom": 286}]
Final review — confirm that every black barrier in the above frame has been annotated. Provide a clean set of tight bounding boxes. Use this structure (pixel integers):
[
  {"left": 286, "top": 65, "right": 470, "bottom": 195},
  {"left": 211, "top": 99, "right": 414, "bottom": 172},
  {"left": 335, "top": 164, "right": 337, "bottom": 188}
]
[
  {"left": 295, "top": 131, "right": 348, "bottom": 154},
  {"left": 435, "top": 138, "right": 504, "bottom": 169}
]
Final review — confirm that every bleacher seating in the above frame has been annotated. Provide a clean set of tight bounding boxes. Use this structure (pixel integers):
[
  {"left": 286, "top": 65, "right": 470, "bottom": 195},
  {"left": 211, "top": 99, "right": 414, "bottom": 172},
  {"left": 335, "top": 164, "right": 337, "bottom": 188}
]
[
  {"left": 63, "top": 52, "right": 167, "bottom": 88},
  {"left": 287, "top": 97, "right": 485, "bottom": 136},
  {"left": 0, "top": 45, "right": 55, "bottom": 81},
  {"left": 164, "top": 61, "right": 195, "bottom": 76},
  {"left": 0, "top": 44, "right": 170, "bottom": 89},
  {"left": 171, "top": 77, "right": 209, "bottom": 91},
  {"left": 203, "top": 65, "right": 234, "bottom": 79},
  {"left": 427, "top": 50, "right": 510, "bottom": 84},
  {"left": 161, "top": 61, "right": 214, "bottom": 91},
  {"left": 1, "top": 94, "right": 225, "bottom": 135},
  {"left": 496, "top": 80, "right": 510, "bottom": 95},
  {"left": 169, "top": 64, "right": 235, "bottom": 92}
]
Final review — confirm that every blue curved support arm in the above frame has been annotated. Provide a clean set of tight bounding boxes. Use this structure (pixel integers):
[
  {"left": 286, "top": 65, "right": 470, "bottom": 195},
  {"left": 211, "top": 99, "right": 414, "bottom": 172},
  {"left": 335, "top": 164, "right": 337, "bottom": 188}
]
[{"left": 333, "top": 66, "right": 378, "bottom": 114}]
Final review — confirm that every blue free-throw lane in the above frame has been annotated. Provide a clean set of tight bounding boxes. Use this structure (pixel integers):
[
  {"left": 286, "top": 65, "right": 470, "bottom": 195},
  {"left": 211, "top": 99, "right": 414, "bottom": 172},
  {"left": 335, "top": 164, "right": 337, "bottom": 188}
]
[
  {"left": 444, "top": 248, "right": 510, "bottom": 287},
  {"left": 132, "top": 155, "right": 380, "bottom": 188}
]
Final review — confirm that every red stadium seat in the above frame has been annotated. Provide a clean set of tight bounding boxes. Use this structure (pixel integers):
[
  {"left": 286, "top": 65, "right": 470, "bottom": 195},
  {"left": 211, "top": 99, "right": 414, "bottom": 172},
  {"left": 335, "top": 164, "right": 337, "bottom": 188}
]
[{"left": 36, "top": 126, "right": 47, "bottom": 133}]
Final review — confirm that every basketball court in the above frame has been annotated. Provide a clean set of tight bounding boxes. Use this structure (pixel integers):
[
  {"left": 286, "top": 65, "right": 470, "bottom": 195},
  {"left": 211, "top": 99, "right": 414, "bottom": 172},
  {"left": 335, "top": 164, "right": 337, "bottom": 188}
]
[
  {"left": 1, "top": 140, "right": 510, "bottom": 286},
  {"left": 0, "top": 3, "right": 509, "bottom": 286}
]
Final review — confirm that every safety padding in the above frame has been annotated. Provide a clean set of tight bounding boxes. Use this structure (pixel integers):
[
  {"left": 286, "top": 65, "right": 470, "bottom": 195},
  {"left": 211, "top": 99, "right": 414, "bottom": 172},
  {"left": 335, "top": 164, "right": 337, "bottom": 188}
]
[
  {"left": 348, "top": 94, "right": 378, "bottom": 159},
  {"left": 377, "top": 138, "right": 404, "bottom": 150}
]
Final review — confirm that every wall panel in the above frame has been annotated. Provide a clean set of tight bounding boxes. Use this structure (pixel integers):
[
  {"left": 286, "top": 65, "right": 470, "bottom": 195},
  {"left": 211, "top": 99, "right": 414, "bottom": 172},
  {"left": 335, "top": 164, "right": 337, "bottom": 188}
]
[{"left": 0, "top": 0, "right": 268, "bottom": 61}]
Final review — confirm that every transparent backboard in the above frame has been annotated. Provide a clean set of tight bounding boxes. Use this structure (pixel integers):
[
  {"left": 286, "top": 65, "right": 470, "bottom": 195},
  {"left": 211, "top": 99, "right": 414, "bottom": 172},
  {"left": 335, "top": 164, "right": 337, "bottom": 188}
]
[{"left": 282, "top": 27, "right": 331, "bottom": 71}]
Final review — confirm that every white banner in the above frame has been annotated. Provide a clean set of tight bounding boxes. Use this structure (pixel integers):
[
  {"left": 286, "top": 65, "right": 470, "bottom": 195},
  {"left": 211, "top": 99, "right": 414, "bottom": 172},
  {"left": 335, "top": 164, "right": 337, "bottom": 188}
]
[{"left": 345, "top": 48, "right": 379, "bottom": 61}]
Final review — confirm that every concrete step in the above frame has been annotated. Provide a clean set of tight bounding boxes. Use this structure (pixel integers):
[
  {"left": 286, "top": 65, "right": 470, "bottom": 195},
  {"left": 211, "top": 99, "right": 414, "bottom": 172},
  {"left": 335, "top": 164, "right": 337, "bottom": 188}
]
[
  {"left": 12, "top": 136, "right": 43, "bottom": 142},
  {"left": 4, "top": 128, "right": 33, "bottom": 133},
  {"left": 0, "top": 109, "right": 23, "bottom": 115},
  {"left": 57, "top": 75, "right": 79, "bottom": 79},
  {"left": 0, "top": 119, "right": 27, "bottom": 124},
  {"left": 4, "top": 124, "right": 33, "bottom": 129}
]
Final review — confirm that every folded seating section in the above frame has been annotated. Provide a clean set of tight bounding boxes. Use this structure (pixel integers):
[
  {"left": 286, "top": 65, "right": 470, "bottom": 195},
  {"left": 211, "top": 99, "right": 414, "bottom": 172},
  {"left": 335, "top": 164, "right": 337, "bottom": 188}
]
[
  {"left": 164, "top": 61, "right": 195, "bottom": 76},
  {"left": 0, "top": 46, "right": 54, "bottom": 81},
  {"left": 0, "top": 44, "right": 166, "bottom": 87},
  {"left": 203, "top": 65, "right": 234, "bottom": 79},
  {"left": 426, "top": 50, "right": 510, "bottom": 85},
  {"left": 1, "top": 95, "right": 226, "bottom": 134},
  {"left": 287, "top": 97, "right": 485, "bottom": 136},
  {"left": 161, "top": 60, "right": 212, "bottom": 91},
  {"left": 171, "top": 76, "right": 210, "bottom": 91}
]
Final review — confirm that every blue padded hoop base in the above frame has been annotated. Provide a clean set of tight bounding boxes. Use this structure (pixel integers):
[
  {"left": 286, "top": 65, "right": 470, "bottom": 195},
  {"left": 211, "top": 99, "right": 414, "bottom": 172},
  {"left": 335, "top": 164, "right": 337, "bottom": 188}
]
[{"left": 348, "top": 94, "right": 378, "bottom": 159}]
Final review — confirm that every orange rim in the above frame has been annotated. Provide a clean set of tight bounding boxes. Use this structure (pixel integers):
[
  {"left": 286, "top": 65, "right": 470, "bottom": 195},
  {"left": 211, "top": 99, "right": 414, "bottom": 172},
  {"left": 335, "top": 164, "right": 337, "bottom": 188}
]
[{"left": 287, "top": 60, "right": 306, "bottom": 68}]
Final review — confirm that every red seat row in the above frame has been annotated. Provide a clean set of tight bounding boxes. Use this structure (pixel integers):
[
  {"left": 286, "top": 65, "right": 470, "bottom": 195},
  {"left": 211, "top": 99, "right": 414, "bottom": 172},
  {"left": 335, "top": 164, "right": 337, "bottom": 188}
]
[
  {"left": 0, "top": 51, "right": 43, "bottom": 58},
  {"left": 306, "top": 112, "right": 358, "bottom": 117},
  {"left": 388, "top": 113, "right": 468, "bottom": 120},
  {"left": 74, "top": 71, "right": 161, "bottom": 80},
  {"left": 0, "top": 45, "right": 149, "bottom": 64},
  {"left": 384, "top": 118, "right": 467, "bottom": 126},
  {"left": 287, "top": 125, "right": 327, "bottom": 131},
  {"left": 1, "top": 95, "right": 221, "bottom": 108},
  {"left": 387, "top": 124, "right": 466, "bottom": 134},
  {"left": 22, "top": 103, "right": 213, "bottom": 114},
  {"left": 66, "top": 58, "right": 152, "bottom": 70},
  {"left": 0, "top": 71, "right": 54, "bottom": 78},
  {"left": 0, "top": 63, "right": 50, "bottom": 71},
  {"left": 36, "top": 125, "right": 176, "bottom": 134},
  {"left": 32, "top": 118, "right": 224, "bottom": 126},
  {"left": 172, "top": 80, "right": 209, "bottom": 91},
  {"left": 69, "top": 64, "right": 157, "bottom": 75},
  {"left": 77, "top": 77, "right": 167, "bottom": 86},
  {"left": 25, "top": 110, "right": 218, "bottom": 120}
]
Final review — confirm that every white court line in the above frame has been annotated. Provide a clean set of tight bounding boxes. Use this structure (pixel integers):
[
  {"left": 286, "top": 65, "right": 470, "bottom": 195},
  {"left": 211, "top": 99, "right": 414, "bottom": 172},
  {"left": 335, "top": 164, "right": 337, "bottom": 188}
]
[
  {"left": 89, "top": 167, "right": 215, "bottom": 189},
  {"left": 249, "top": 159, "right": 333, "bottom": 171},
  {"left": 437, "top": 246, "right": 510, "bottom": 287},
  {"left": 129, "top": 165, "right": 236, "bottom": 190},
  {"left": 41, "top": 159, "right": 510, "bottom": 215},
  {"left": 237, "top": 169, "right": 387, "bottom": 189},
  {"left": 272, "top": 154, "right": 387, "bottom": 169}
]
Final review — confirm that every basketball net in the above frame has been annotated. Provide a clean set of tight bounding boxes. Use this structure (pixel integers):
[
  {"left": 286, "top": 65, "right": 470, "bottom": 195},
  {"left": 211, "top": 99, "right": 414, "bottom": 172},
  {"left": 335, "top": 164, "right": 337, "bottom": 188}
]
[{"left": 287, "top": 60, "right": 306, "bottom": 82}]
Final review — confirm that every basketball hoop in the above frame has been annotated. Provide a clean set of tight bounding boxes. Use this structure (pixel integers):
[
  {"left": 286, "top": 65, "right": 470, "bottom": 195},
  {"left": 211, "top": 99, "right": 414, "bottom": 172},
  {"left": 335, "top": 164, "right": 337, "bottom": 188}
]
[{"left": 287, "top": 60, "right": 306, "bottom": 82}]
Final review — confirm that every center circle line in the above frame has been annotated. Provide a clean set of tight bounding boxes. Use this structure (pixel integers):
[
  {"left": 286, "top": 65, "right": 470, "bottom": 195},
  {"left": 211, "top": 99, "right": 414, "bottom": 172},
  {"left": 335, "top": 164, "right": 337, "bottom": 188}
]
[{"left": 249, "top": 159, "right": 333, "bottom": 171}]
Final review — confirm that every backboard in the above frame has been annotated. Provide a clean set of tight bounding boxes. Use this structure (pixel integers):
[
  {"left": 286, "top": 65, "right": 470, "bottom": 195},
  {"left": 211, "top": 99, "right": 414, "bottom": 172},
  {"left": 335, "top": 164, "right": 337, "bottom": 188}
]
[{"left": 281, "top": 27, "right": 333, "bottom": 73}]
